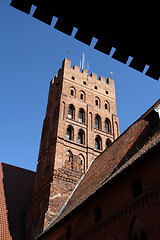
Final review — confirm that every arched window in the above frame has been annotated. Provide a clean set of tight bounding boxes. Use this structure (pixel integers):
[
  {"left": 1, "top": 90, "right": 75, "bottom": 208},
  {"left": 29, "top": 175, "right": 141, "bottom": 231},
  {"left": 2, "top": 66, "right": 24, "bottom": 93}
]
[
  {"left": 105, "top": 118, "right": 111, "bottom": 133},
  {"left": 106, "top": 139, "right": 112, "bottom": 148},
  {"left": 65, "top": 150, "right": 73, "bottom": 162},
  {"left": 78, "top": 129, "right": 85, "bottom": 145},
  {"left": 70, "top": 87, "right": 76, "bottom": 97},
  {"left": 104, "top": 100, "right": 110, "bottom": 111},
  {"left": 95, "top": 97, "right": 101, "bottom": 107},
  {"left": 68, "top": 104, "right": 75, "bottom": 119},
  {"left": 66, "top": 125, "right": 74, "bottom": 140},
  {"left": 78, "top": 108, "right": 85, "bottom": 123},
  {"left": 79, "top": 90, "right": 86, "bottom": 101},
  {"left": 95, "top": 114, "right": 101, "bottom": 129},
  {"left": 95, "top": 135, "right": 102, "bottom": 150},
  {"left": 78, "top": 154, "right": 85, "bottom": 172}
]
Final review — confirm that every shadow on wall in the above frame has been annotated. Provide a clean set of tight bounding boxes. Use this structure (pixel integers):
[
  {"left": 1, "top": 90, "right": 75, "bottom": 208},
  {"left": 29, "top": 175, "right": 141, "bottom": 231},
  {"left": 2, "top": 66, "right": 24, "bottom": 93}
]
[{"left": 2, "top": 163, "right": 35, "bottom": 240}]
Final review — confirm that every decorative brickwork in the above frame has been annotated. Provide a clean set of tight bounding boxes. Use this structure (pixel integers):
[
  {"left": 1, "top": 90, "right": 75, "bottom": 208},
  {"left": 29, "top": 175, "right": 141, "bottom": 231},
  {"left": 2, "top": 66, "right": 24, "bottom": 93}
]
[{"left": 26, "top": 58, "right": 119, "bottom": 239}]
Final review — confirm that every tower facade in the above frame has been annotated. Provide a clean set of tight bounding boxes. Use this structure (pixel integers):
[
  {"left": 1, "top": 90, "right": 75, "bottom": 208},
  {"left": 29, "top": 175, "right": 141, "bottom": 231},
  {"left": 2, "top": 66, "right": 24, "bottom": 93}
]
[{"left": 26, "top": 58, "right": 119, "bottom": 239}]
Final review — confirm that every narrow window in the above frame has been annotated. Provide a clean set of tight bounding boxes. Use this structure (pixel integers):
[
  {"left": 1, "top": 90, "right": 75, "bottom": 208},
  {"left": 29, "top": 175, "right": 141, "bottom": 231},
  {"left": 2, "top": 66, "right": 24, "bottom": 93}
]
[
  {"left": 83, "top": 81, "right": 86, "bottom": 85},
  {"left": 95, "top": 116, "right": 99, "bottom": 129},
  {"left": 132, "top": 179, "right": 143, "bottom": 198},
  {"left": 79, "top": 111, "right": 83, "bottom": 123},
  {"left": 79, "top": 91, "right": 85, "bottom": 101},
  {"left": 95, "top": 136, "right": 102, "bottom": 150},
  {"left": 68, "top": 105, "right": 75, "bottom": 119},
  {"left": 95, "top": 206, "right": 102, "bottom": 223},
  {"left": 105, "top": 118, "right": 110, "bottom": 133},
  {"left": 70, "top": 87, "right": 76, "bottom": 97},
  {"left": 70, "top": 89, "right": 74, "bottom": 96},
  {"left": 66, "top": 128, "right": 71, "bottom": 140},
  {"left": 106, "top": 90, "right": 108, "bottom": 94},
  {"left": 95, "top": 97, "right": 100, "bottom": 107},
  {"left": 80, "top": 93, "right": 83, "bottom": 100},
  {"left": 66, "top": 126, "right": 74, "bottom": 141},
  {"left": 94, "top": 86, "right": 97, "bottom": 90},
  {"left": 78, "top": 109, "right": 85, "bottom": 124},
  {"left": 105, "top": 103, "right": 108, "bottom": 109},
  {"left": 95, "top": 115, "right": 101, "bottom": 129},
  {"left": 72, "top": 76, "right": 75, "bottom": 80},
  {"left": 78, "top": 130, "right": 85, "bottom": 145}
]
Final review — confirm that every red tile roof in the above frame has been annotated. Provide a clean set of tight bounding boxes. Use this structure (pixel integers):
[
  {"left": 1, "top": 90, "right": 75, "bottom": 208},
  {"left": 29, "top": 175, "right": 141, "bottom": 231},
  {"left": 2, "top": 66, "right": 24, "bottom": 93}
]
[
  {"left": 0, "top": 163, "right": 12, "bottom": 239},
  {"left": 0, "top": 162, "right": 35, "bottom": 240}
]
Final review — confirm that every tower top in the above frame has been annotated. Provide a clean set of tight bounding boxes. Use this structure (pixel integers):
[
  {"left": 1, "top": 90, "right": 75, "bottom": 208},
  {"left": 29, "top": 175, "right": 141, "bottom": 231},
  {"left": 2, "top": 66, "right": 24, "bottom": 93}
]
[{"left": 62, "top": 58, "right": 114, "bottom": 85}]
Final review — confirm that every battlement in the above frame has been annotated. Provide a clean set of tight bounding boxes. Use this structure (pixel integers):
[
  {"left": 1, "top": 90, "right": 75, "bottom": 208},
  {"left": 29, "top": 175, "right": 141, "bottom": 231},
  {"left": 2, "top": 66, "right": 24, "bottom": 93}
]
[{"left": 62, "top": 58, "right": 114, "bottom": 87}]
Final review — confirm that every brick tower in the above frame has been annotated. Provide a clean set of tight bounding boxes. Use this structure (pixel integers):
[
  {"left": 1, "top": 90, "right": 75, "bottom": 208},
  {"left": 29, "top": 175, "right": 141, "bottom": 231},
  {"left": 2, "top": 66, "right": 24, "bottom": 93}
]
[{"left": 26, "top": 58, "right": 120, "bottom": 239}]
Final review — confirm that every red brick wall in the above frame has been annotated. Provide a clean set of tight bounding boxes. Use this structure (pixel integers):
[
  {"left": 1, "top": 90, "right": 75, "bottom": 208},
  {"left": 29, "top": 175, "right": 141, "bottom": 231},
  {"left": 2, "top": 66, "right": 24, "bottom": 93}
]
[
  {"left": 26, "top": 58, "right": 119, "bottom": 239},
  {"left": 39, "top": 145, "right": 160, "bottom": 240}
]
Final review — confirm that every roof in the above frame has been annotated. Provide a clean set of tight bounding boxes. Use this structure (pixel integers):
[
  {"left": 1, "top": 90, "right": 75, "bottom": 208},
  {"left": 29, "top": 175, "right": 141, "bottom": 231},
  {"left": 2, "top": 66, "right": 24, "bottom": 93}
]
[
  {"left": 39, "top": 99, "right": 160, "bottom": 238},
  {"left": 0, "top": 162, "right": 35, "bottom": 240}
]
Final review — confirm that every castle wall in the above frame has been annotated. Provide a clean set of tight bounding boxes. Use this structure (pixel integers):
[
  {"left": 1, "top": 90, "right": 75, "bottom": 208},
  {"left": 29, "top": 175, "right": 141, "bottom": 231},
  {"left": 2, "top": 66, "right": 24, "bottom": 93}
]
[{"left": 38, "top": 143, "right": 160, "bottom": 240}]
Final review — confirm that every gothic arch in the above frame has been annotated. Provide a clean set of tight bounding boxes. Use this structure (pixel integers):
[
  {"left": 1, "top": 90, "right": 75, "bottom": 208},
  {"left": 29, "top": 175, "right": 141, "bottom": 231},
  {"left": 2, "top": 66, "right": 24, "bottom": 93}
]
[
  {"left": 104, "top": 100, "right": 110, "bottom": 111},
  {"left": 70, "top": 86, "right": 76, "bottom": 98},
  {"left": 95, "top": 135, "right": 102, "bottom": 150},
  {"left": 66, "top": 125, "right": 74, "bottom": 140},
  {"left": 95, "top": 114, "right": 102, "bottom": 130},
  {"left": 78, "top": 108, "right": 85, "bottom": 124},
  {"left": 129, "top": 217, "right": 148, "bottom": 240},
  {"left": 68, "top": 104, "right": 75, "bottom": 119},
  {"left": 65, "top": 150, "right": 73, "bottom": 162},
  {"left": 95, "top": 96, "right": 101, "bottom": 107},
  {"left": 78, "top": 154, "right": 85, "bottom": 173},
  {"left": 79, "top": 90, "right": 86, "bottom": 102},
  {"left": 78, "top": 129, "right": 85, "bottom": 145},
  {"left": 105, "top": 118, "right": 111, "bottom": 133}
]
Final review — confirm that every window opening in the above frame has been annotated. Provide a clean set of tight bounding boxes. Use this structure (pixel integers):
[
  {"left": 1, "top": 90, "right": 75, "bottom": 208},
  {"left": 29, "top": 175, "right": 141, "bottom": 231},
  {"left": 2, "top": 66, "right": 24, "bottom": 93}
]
[
  {"left": 70, "top": 89, "right": 74, "bottom": 96},
  {"left": 78, "top": 109, "right": 85, "bottom": 123},
  {"left": 95, "top": 206, "right": 102, "bottom": 223},
  {"left": 105, "top": 119, "right": 110, "bottom": 133},
  {"left": 132, "top": 179, "right": 143, "bottom": 198},
  {"left": 80, "top": 93, "right": 83, "bottom": 100},
  {"left": 95, "top": 136, "right": 102, "bottom": 150},
  {"left": 79, "top": 111, "right": 83, "bottom": 123},
  {"left": 66, "top": 128, "right": 71, "bottom": 140},
  {"left": 95, "top": 115, "right": 101, "bottom": 129},
  {"left": 66, "top": 126, "right": 73, "bottom": 141},
  {"left": 68, "top": 105, "right": 75, "bottom": 119},
  {"left": 95, "top": 117, "right": 99, "bottom": 129},
  {"left": 78, "top": 130, "right": 85, "bottom": 144}
]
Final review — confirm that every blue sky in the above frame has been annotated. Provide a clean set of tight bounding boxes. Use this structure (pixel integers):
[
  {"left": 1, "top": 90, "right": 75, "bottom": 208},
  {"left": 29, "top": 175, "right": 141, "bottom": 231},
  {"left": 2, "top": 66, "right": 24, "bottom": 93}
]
[{"left": 0, "top": 1, "right": 159, "bottom": 171}]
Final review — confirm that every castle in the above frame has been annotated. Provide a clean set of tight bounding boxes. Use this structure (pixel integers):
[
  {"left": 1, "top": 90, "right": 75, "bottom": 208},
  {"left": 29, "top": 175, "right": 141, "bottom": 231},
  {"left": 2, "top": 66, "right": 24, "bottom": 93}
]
[
  {"left": 0, "top": 59, "right": 160, "bottom": 240},
  {"left": 26, "top": 58, "right": 120, "bottom": 239}
]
